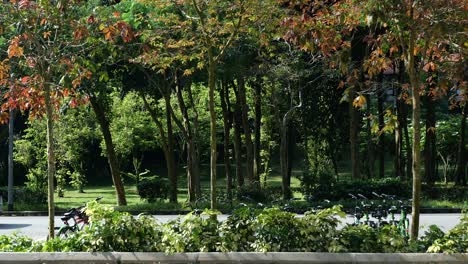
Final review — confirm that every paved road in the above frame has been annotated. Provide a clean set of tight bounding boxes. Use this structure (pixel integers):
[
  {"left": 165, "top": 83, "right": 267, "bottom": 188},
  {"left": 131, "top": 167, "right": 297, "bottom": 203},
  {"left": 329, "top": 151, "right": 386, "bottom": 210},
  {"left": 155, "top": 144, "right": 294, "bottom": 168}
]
[{"left": 0, "top": 214, "right": 462, "bottom": 240}]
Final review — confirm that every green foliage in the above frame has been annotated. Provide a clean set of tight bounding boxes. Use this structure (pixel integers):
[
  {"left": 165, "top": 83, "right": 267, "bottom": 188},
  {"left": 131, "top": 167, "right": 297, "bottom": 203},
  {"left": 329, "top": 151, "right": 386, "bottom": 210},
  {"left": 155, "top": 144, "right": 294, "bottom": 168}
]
[
  {"left": 162, "top": 210, "right": 221, "bottom": 253},
  {"left": 56, "top": 168, "right": 68, "bottom": 198},
  {"left": 0, "top": 234, "right": 34, "bottom": 252},
  {"left": 218, "top": 206, "right": 262, "bottom": 252},
  {"left": 427, "top": 213, "right": 468, "bottom": 253},
  {"left": 300, "top": 205, "right": 345, "bottom": 252},
  {"left": 69, "top": 171, "right": 87, "bottom": 193},
  {"left": 42, "top": 202, "right": 164, "bottom": 252},
  {"left": 331, "top": 225, "right": 377, "bottom": 252},
  {"left": 251, "top": 208, "right": 302, "bottom": 252},
  {"left": 303, "top": 178, "right": 411, "bottom": 201},
  {"left": 137, "top": 176, "right": 170, "bottom": 202},
  {"left": 109, "top": 92, "right": 159, "bottom": 161},
  {"left": 0, "top": 204, "right": 466, "bottom": 253}
]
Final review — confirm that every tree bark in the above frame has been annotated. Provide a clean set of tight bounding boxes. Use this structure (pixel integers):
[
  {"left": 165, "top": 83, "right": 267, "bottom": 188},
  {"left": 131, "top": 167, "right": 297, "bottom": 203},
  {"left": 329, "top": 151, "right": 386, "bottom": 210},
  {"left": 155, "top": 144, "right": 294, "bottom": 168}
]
[
  {"left": 408, "top": 26, "right": 422, "bottom": 240},
  {"left": 186, "top": 84, "right": 202, "bottom": 197},
  {"left": 349, "top": 86, "right": 361, "bottom": 179},
  {"left": 44, "top": 84, "right": 56, "bottom": 239},
  {"left": 395, "top": 85, "right": 405, "bottom": 179},
  {"left": 365, "top": 95, "right": 375, "bottom": 179},
  {"left": 233, "top": 104, "right": 244, "bottom": 188},
  {"left": 90, "top": 96, "right": 127, "bottom": 206},
  {"left": 174, "top": 78, "right": 197, "bottom": 202},
  {"left": 253, "top": 80, "right": 262, "bottom": 182},
  {"left": 238, "top": 77, "right": 255, "bottom": 187},
  {"left": 424, "top": 96, "right": 437, "bottom": 185},
  {"left": 220, "top": 81, "right": 233, "bottom": 200},
  {"left": 377, "top": 75, "right": 385, "bottom": 178},
  {"left": 164, "top": 94, "right": 178, "bottom": 203},
  {"left": 280, "top": 123, "right": 291, "bottom": 199},
  {"left": 454, "top": 103, "right": 467, "bottom": 186},
  {"left": 7, "top": 109, "right": 14, "bottom": 211},
  {"left": 208, "top": 48, "right": 218, "bottom": 209}
]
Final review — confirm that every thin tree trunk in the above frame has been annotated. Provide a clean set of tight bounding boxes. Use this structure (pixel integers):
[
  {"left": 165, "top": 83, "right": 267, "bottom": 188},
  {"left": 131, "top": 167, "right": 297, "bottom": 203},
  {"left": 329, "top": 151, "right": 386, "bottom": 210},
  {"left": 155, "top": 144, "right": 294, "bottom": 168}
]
[
  {"left": 238, "top": 77, "right": 255, "bottom": 186},
  {"left": 349, "top": 86, "right": 361, "bottom": 179},
  {"left": 366, "top": 95, "right": 375, "bottom": 179},
  {"left": 164, "top": 94, "right": 178, "bottom": 203},
  {"left": 233, "top": 106, "right": 244, "bottom": 188},
  {"left": 253, "top": 80, "right": 262, "bottom": 182},
  {"left": 187, "top": 84, "right": 201, "bottom": 197},
  {"left": 408, "top": 25, "right": 422, "bottom": 240},
  {"left": 454, "top": 103, "right": 467, "bottom": 186},
  {"left": 208, "top": 49, "right": 218, "bottom": 209},
  {"left": 399, "top": 63, "right": 412, "bottom": 181},
  {"left": 280, "top": 123, "right": 291, "bottom": 199},
  {"left": 424, "top": 96, "right": 437, "bottom": 185},
  {"left": 90, "top": 96, "right": 127, "bottom": 206},
  {"left": 395, "top": 85, "right": 405, "bottom": 179},
  {"left": 44, "top": 84, "right": 56, "bottom": 239},
  {"left": 7, "top": 109, "right": 14, "bottom": 211},
  {"left": 220, "top": 81, "right": 233, "bottom": 200},
  {"left": 175, "top": 78, "right": 196, "bottom": 202},
  {"left": 377, "top": 75, "right": 385, "bottom": 178}
]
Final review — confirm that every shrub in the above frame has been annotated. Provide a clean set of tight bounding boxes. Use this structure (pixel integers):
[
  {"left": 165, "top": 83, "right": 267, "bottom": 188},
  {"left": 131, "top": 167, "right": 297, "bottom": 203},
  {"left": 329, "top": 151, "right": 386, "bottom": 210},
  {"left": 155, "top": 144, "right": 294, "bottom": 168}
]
[
  {"left": 427, "top": 213, "right": 467, "bottom": 253},
  {"left": 218, "top": 206, "right": 262, "bottom": 252},
  {"left": 251, "top": 208, "right": 302, "bottom": 252},
  {"left": 39, "top": 202, "right": 164, "bottom": 252},
  {"left": 0, "top": 234, "right": 35, "bottom": 252},
  {"left": 137, "top": 176, "right": 170, "bottom": 202},
  {"left": 300, "top": 205, "right": 345, "bottom": 252},
  {"left": 303, "top": 178, "right": 411, "bottom": 201},
  {"left": 331, "top": 225, "right": 379, "bottom": 252},
  {"left": 162, "top": 210, "right": 220, "bottom": 253}
]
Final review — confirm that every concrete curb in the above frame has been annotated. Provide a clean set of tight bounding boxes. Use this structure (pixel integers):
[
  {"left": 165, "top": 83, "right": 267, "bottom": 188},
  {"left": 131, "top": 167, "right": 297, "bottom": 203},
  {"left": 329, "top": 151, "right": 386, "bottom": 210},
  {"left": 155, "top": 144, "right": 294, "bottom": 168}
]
[
  {"left": 0, "top": 208, "right": 463, "bottom": 216},
  {"left": 0, "top": 252, "right": 466, "bottom": 263}
]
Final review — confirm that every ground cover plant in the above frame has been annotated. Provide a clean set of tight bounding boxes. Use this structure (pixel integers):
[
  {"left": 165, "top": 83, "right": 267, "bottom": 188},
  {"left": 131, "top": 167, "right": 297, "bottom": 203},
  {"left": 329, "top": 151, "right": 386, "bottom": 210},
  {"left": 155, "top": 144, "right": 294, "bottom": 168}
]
[{"left": 0, "top": 203, "right": 466, "bottom": 253}]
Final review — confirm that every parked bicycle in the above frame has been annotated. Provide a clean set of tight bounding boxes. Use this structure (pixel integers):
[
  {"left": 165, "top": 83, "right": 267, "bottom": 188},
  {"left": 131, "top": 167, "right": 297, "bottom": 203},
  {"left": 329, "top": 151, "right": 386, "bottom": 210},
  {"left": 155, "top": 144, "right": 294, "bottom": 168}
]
[
  {"left": 347, "top": 192, "right": 411, "bottom": 238},
  {"left": 54, "top": 196, "right": 102, "bottom": 239}
]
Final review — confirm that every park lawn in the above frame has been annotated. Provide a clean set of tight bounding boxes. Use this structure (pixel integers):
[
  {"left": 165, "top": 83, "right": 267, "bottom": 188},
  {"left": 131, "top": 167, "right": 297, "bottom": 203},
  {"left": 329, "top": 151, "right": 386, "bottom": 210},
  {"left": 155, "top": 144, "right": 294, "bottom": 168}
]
[{"left": 4, "top": 182, "right": 466, "bottom": 212}]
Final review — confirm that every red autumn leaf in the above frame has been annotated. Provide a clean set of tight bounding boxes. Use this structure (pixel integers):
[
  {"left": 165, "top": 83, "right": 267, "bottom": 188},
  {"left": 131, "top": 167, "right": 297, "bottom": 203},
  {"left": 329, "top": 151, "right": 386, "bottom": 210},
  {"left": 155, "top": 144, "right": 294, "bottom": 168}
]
[{"left": 87, "top": 15, "right": 95, "bottom": 24}]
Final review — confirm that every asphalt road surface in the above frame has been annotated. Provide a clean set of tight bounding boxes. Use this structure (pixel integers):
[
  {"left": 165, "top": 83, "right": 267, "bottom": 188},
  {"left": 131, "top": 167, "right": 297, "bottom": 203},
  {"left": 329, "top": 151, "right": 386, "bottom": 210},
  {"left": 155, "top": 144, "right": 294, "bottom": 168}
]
[{"left": 0, "top": 214, "right": 462, "bottom": 240}]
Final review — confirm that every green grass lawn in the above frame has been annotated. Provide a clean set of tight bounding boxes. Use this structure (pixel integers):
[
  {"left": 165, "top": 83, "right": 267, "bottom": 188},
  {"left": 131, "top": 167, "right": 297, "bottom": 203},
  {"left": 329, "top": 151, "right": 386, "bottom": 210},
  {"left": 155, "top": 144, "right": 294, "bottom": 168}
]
[{"left": 2, "top": 158, "right": 466, "bottom": 212}]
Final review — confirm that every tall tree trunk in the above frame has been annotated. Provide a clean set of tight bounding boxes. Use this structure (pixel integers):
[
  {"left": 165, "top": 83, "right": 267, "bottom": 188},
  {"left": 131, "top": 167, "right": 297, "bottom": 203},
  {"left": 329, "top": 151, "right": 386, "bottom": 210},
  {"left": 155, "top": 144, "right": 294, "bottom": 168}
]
[
  {"left": 233, "top": 106, "right": 244, "bottom": 188},
  {"left": 220, "top": 81, "right": 233, "bottom": 200},
  {"left": 408, "top": 26, "right": 422, "bottom": 240},
  {"left": 90, "top": 96, "right": 127, "bottom": 206},
  {"left": 398, "top": 63, "right": 412, "bottom": 181},
  {"left": 280, "top": 123, "right": 291, "bottom": 199},
  {"left": 454, "top": 103, "right": 467, "bottom": 186},
  {"left": 238, "top": 77, "right": 255, "bottom": 186},
  {"left": 7, "top": 109, "right": 14, "bottom": 211},
  {"left": 44, "top": 84, "right": 56, "bottom": 239},
  {"left": 175, "top": 79, "right": 197, "bottom": 202},
  {"left": 208, "top": 49, "right": 218, "bottom": 209},
  {"left": 424, "top": 96, "right": 437, "bottom": 185},
  {"left": 366, "top": 95, "right": 375, "bottom": 179},
  {"left": 377, "top": 75, "right": 385, "bottom": 178},
  {"left": 395, "top": 85, "right": 405, "bottom": 179},
  {"left": 253, "top": 80, "right": 262, "bottom": 182},
  {"left": 187, "top": 84, "right": 201, "bottom": 197},
  {"left": 349, "top": 86, "right": 361, "bottom": 179},
  {"left": 164, "top": 94, "right": 178, "bottom": 203}
]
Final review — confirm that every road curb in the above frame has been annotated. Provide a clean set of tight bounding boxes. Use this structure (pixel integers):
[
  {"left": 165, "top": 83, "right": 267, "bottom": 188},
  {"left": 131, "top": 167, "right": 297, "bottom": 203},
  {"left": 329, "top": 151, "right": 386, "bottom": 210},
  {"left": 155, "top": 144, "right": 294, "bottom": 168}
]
[{"left": 0, "top": 252, "right": 466, "bottom": 263}]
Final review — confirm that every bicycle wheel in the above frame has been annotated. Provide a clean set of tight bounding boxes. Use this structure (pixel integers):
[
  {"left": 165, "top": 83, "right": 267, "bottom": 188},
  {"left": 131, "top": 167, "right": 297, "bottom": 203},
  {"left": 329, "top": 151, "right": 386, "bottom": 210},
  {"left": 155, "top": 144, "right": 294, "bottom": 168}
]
[{"left": 56, "top": 226, "right": 74, "bottom": 239}]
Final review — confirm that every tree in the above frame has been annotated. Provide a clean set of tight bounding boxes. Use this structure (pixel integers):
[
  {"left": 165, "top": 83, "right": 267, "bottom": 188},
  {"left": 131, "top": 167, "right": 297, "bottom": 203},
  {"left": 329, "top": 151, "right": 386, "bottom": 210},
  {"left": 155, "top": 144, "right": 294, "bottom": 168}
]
[
  {"left": 363, "top": 0, "right": 466, "bottom": 239},
  {"left": 0, "top": 0, "right": 94, "bottom": 238}
]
